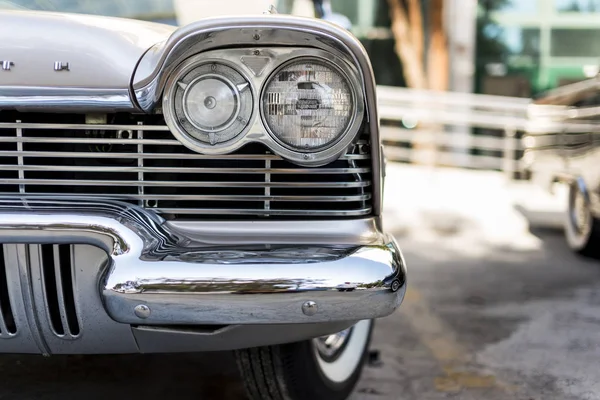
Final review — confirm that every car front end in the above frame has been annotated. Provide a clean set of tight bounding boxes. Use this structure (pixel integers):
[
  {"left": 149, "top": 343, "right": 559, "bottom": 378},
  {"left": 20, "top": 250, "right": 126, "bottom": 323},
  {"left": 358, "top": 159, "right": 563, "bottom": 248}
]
[{"left": 0, "top": 7, "right": 406, "bottom": 398}]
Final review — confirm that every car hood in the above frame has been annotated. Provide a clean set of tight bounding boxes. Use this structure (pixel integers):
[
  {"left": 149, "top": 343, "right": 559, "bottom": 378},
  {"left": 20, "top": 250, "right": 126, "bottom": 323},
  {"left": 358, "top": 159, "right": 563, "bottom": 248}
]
[{"left": 0, "top": 10, "right": 175, "bottom": 89}]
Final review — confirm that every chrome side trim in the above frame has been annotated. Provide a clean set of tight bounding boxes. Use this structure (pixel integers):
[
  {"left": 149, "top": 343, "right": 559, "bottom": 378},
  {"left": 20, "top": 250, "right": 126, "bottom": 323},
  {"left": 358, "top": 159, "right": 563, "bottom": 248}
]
[
  {"left": 132, "top": 15, "right": 383, "bottom": 215},
  {"left": 0, "top": 87, "right": 137, "bottom": 112},
  {"left": 0, "top": 198, "right": 405, "bottom": 326}
]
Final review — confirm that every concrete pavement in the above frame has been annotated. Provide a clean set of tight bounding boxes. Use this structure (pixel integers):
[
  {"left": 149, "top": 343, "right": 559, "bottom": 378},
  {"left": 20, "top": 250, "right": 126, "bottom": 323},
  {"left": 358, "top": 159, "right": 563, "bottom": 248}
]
[{"left": 354, "top": 164, "right": 600, "bottom": 400}]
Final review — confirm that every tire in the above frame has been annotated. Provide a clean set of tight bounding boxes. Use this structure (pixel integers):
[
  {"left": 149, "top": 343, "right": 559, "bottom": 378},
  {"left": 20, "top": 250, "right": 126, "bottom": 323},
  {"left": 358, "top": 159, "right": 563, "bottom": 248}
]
[
  {"left": 564, "top": 178, "right": 600, "bottom": 258},
  {"left": 235, "top": 319, "right": 374, "bottom": 400}
]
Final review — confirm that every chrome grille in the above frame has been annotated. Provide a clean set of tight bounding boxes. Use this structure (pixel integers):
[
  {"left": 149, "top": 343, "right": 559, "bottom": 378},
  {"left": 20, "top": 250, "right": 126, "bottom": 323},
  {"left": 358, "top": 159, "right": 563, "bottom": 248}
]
[{"left": 0, "top": 113, "right": 373, "bottom": 219}]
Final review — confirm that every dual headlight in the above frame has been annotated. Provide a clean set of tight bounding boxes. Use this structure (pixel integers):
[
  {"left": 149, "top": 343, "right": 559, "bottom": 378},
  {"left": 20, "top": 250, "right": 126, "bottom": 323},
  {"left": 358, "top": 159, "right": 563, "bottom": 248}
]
[{"left": 163, "top": 49, "right": 364, "bottom": 166}]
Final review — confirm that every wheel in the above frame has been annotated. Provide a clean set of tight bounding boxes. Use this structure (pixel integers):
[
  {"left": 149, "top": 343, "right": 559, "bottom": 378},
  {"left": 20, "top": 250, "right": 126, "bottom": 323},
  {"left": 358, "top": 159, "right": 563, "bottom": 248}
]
[
  {"left": 564, "top": 178, "right": 600, "bottom": 258},
  {"left": 235, "top": 319, "right": 374, "bottom": 400}
]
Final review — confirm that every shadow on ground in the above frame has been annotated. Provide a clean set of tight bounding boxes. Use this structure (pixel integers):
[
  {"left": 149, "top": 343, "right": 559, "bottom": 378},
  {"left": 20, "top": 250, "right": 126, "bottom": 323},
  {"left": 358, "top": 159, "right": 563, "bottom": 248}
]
[{"left": 0, "top": 351, "right": 245, "bottom": 400}]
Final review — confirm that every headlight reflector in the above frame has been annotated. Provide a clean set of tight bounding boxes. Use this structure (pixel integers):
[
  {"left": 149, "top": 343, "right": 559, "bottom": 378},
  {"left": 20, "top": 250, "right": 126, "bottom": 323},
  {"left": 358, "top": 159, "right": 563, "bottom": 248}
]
[
  {"left": 183, "top": 74, "right": 240, "bottom": 133},
  {"left": 168, "top": 62, "right": 253, "bottom": 146},
  {"left": 262, "top": 58, "right": 354, "bottom": 151}
]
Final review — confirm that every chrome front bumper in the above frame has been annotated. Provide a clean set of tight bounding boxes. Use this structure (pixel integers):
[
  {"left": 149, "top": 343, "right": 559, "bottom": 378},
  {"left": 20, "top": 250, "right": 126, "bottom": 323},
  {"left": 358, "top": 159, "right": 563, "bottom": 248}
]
[{"left": 0, "top": 198, "right": 406, "bottom": 327}]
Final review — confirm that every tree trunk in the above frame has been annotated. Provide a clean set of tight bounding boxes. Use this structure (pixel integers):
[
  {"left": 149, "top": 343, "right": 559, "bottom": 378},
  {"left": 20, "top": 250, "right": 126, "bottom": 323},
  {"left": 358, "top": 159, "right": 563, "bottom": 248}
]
[
  {"left": 387, "top": 0, "right": 449, "bottom": 165},
  {"left": 386, "top": 0, "right": 427, "bottom": 89},
  {"left": 427, "top": 0, "right": 449, "bottom": 92},
  {"left": 407, "top": 0, "right": 424, "bottom": 76},
  {"left": 426, "top": 0, "right": 449, "bottom": 166}
]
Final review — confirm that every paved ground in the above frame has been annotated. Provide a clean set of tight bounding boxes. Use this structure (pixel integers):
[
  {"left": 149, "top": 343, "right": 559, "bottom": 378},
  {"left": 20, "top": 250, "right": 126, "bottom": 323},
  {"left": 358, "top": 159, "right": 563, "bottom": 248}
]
[{"left": 2, "top": 164, "right": 600, "bottom": 400}]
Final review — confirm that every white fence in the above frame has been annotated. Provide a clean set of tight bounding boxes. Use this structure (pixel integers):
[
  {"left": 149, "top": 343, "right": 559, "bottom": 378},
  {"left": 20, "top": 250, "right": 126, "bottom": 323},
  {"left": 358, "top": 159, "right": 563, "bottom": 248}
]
[{"left": 376, "top": 86, "right": 531, "bottom": 177}]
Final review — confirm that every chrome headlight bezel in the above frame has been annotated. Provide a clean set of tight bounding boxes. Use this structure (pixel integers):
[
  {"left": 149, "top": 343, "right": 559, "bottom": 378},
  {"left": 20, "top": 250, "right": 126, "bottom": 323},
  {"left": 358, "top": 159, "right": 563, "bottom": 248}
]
[
  {"left": 161, "top": 48, "right": 365, "bottom": 166},
  {"left": 163, "top": 56, "right": 257, "bottom": 154}
]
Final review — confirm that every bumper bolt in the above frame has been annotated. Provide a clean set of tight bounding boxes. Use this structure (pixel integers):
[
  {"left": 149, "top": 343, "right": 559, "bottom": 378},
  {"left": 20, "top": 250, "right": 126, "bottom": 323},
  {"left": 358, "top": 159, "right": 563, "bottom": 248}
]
[
  {"left": 301, "top": 301, "right": 318, "bottom": 316},
  {"left": 134, "top": 304, "right": 151, "bottom": 319},
  {"left": 391, "top": 279, "right": 401, "bottom": 292}
]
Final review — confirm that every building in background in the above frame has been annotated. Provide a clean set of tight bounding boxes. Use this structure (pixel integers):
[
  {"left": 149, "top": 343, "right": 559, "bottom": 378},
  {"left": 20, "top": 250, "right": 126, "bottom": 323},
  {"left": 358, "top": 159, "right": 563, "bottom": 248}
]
[
  {"left": 283, "top": 0, "right": 600, "bottom": 99},
  {"left": 295, "top": 0, "right": 477, "bottom": 94},
  {"left": 477, "top": 0, "right": 600, "bottom": 97}
]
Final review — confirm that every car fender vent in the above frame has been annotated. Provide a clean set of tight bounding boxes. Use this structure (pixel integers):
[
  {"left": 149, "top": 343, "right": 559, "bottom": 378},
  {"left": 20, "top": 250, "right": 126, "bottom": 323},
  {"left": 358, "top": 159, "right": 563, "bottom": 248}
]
[
  {"left": 40, "top": 244, "right": 80, "bottom": 338},
  {"left": 0, "top": 245, "right": 17, "bottom": 336}
]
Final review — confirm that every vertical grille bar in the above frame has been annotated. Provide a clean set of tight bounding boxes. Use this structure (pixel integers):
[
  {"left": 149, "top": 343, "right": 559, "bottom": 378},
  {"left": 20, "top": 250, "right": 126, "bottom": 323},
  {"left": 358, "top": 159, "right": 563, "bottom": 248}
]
[
  {"left": 51, "top": 244, "right": 71, "bottom": 335},
  {"left": 15, "top": 120, "right": 24, "bottom": 194},
  {"left": 0, "top": 245, "right": 16, "bottom": 336},
  {"left": 137, "top": 122, "right": 144, "bottom": 207},
  {"left": 264, "top": 155, "right": 271, "bottom": 214},
  {"left": 40, "top": 244, "right": 63, "bottom": 335},
  {"left": 57, "top": 244, "right": 79, "bottom": 336},
  {"left": 40, "top": 244, "right": 80, "bottom": 337}
]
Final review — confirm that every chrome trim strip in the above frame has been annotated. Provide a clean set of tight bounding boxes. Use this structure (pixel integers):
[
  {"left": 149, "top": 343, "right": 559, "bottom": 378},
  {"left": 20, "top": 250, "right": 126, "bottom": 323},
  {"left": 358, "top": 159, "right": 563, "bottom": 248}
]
[
  {"left": 0, "top": 122, "right": 170, "bottom": 131},
  {"left": 0, "top": 193, "right": 372, "bottom": 202},
  {"left": 152, "top": 207, "right": 372, "bottom": 216},
  {"left": 0, "top": 179, "right": 371, "bottom": 188},
  {"left": 0, "top": 87, "right": 137, "bottom": 112},
  {"left": 0, "top": 150, "right": 369, "bottom": 161},
  {"left": 0, "top": 137, "right": 179, "bottom": 145},
  {"left": 0, "top": 164, "right": 371, "bottom": 175},
  {"left": 0, "top": 198, "right": 406, "bottom": 325},
  {"left": 0, "top": 137, "right": 180, "bottom": 145}
]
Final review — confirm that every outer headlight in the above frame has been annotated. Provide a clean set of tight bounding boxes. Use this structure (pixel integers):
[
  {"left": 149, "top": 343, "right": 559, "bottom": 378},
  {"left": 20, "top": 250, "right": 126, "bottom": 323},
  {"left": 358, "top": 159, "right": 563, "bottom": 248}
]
[
  {"left": 164, "top": 61, "right": 254, "bottom": 149},
  {"left": 261, "top": 57, "right": 360, "bottom": 154}
]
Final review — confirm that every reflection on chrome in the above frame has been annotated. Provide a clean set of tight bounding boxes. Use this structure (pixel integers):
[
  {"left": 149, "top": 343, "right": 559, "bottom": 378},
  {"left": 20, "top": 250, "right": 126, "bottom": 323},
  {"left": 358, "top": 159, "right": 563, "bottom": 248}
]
[{"left": 0, "top": 197, "right": 406, "bottom": 325}]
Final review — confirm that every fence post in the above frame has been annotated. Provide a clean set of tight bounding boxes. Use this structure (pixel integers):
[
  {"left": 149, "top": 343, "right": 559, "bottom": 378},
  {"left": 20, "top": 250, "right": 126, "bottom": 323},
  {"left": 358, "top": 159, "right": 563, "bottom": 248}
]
[{"left": 503, "top": 126, "right": 516, "bottom": 180}]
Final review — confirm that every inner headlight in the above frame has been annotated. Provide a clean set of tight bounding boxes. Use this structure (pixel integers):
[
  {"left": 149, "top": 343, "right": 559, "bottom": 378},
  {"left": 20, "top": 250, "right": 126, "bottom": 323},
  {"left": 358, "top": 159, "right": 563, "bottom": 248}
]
[
  {"left": 262, "top": 58, "right": 355, "bottom": 152},
  {"left": 166, "top": 62, "right": 253, "bottom": 146}
]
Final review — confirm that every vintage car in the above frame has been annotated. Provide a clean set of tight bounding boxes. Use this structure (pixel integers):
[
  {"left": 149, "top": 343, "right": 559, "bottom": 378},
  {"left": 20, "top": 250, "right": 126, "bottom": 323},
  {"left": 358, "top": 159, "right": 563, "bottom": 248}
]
[
  {"left": 0, "top": 2, "right": 406, "bottom": 399},
  {"left": 525, "top": 77, "right": 600, "bottom": 258}
]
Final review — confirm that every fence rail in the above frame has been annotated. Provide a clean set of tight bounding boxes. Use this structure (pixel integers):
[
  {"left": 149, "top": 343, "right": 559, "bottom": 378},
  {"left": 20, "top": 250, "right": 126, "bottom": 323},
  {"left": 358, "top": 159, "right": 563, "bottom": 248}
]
[{"left": 376, "top": 86, "right": 530, "bottom": 177}]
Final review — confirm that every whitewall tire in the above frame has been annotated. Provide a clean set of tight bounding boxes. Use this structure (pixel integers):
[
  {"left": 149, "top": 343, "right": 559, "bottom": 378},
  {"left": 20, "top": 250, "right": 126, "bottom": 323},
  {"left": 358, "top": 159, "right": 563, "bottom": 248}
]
[
  {"left": 564, "top": 179, "right": 600, "bottom": 258},
  {"left": 235, "top": 319, "right": 374, "bottom": 400}
]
